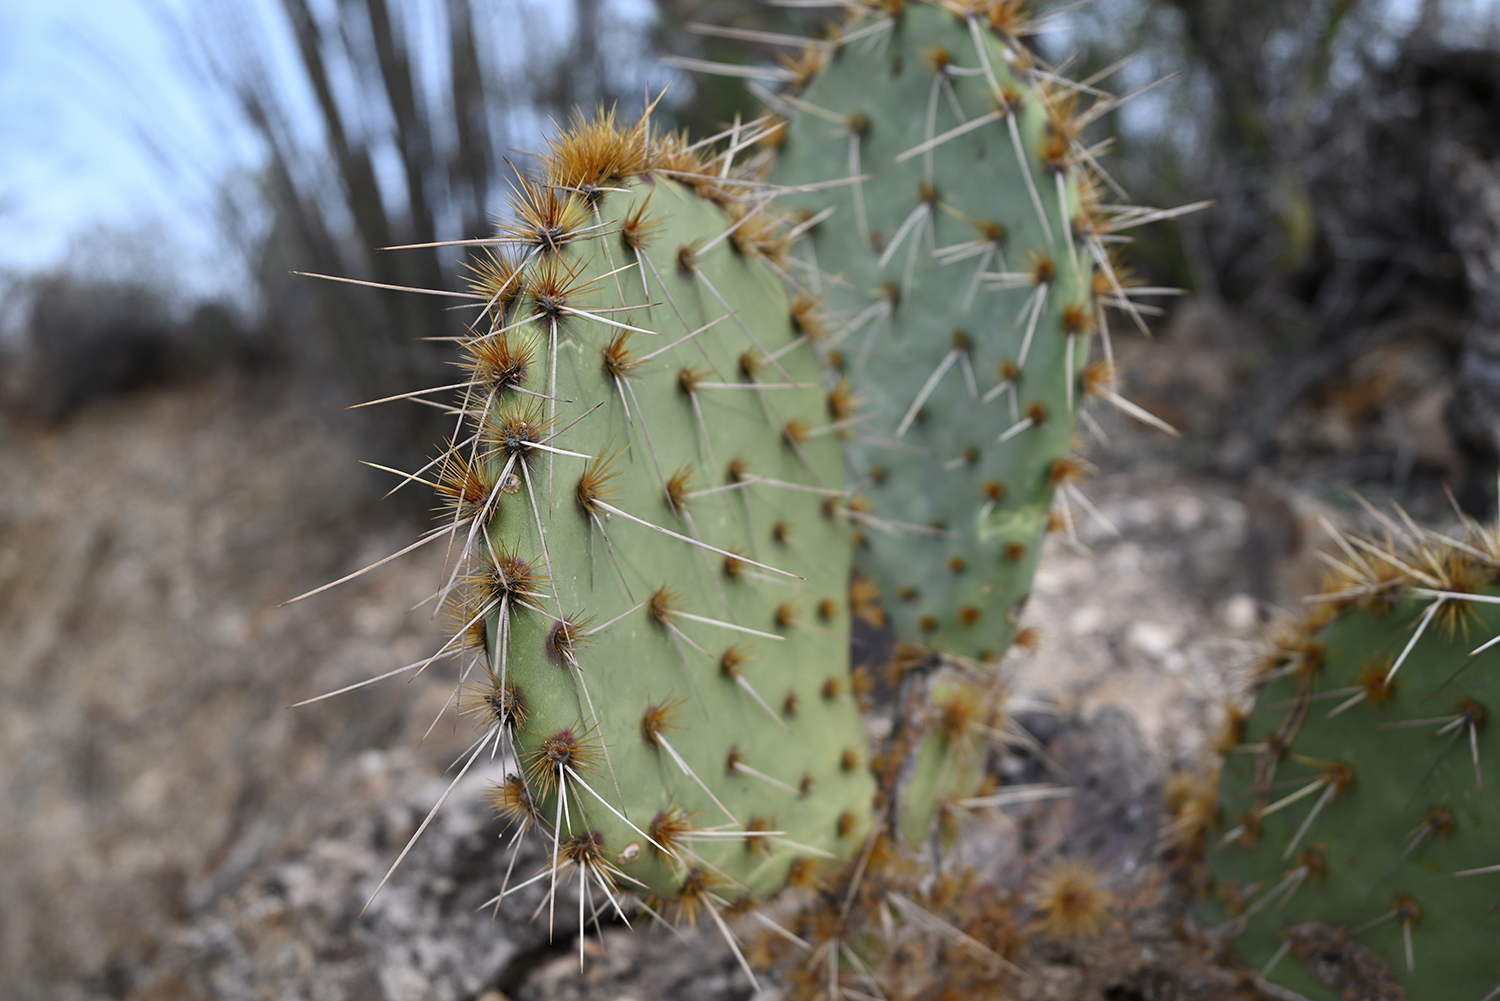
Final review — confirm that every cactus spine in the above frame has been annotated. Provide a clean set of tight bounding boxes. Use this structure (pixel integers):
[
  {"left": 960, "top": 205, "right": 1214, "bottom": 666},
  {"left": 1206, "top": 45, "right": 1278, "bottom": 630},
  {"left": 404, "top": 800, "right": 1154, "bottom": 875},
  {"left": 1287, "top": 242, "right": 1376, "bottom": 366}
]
[
  {"left": 296, "top": 2, "right": 1171, "bottom": 988},
  {"left": 1198, "top": 517, "right": 1500, "bottom": 999},
  {"left": 302, "top": 112, "right": 881, "bottom": 975},
  {"left": 766, "top": 2, "right": 1129, "bottom": 665}
]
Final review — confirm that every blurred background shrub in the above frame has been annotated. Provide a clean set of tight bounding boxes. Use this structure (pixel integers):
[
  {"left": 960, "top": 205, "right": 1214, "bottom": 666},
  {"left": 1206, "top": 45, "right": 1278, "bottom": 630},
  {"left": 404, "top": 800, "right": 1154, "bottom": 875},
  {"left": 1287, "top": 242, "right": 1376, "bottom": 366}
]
[{"left": 4, "top": 0, "right": 1500, "bottom": 505}]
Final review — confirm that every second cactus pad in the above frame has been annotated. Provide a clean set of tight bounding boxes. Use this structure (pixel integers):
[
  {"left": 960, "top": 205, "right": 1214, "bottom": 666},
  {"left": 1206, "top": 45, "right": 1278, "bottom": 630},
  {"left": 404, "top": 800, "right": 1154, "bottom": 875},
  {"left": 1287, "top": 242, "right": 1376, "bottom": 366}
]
[
  {"left": 445, "top": 114, "right": 874, "bottom": 911},
  {"left": 1203, "top": 521, "right": 1500, "bottom": 999},
  {"left": 770, "top": 3, "right": 1098, "bottom": 661}
]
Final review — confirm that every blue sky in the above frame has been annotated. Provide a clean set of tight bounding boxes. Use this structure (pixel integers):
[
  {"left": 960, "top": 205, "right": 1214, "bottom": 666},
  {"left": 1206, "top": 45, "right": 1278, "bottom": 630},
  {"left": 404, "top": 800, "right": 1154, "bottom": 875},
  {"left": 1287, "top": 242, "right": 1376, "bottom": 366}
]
[
  {"left": 0, "top": 0, "right": 253, "bottom": 300},
  {"left": 0, "top": 0, "right": 1493, "bottom": 307},
  {"left": 0, "top": 0, "right": 661, "bottom": 310}
]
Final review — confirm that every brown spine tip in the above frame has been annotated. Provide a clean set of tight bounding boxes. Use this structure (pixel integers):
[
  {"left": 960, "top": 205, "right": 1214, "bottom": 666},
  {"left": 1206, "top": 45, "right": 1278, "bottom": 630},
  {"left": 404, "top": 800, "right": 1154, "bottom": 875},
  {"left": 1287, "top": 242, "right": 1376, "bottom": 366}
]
[
  {"left": 988, "top": 1, "right": 1029, "bottom": 34},
  {"left": 460, "top": 326, "right": 532, "bottom": 395},
  {"left": 641, "top": 699, "right": 681, "bottom": 747},
  {"left": 1048, "top": 457, "right": 1084, "bottom": 487},
  {"left": 648, "top": 586, "right": 676, "bottom": 625},
  {"left": 602, "top": 330, "right": 641, "bottom": 382},
  {"left": 528, "top": 727, "right": 597, "bottom": 793},
  {"left": 465, "top": 616, "right": 488, "bottom": 651},
  {"left": 619, "top": 189, "right": 661, "bottom": 251},
  {"left": 665, "top": 466, "right": 694, "bottom": 510},
  {"left": 1062, "top": 303, "right": 1093, "bottom": 336},
  {"left": 850, "top": 575, "right": 885, "bottom": 626},
  {"left": 720, "top": 645, "right": 747, "bottom": 678},
  {"left": 482, "top": 398, "right": 550, "bottom": 464},
  {"left": 739, "top": 349, "right": 762, "bottom": 379},
  {"left": 827, "top": 380, "right": 854, "bottom": 420},
  {"left": 745, "top": 816, "right": 771, "bottom": 855},
  {"left": 649, "top": 807, "right": 691, "bottom": 857},
  {"left": 548, "top": 615, "right": 593, "bottom": 664},
  {"left": 576, "top": 452, "right": 620, "bottom": 517},
  {"left": 487, "top": 774, "right": 540, "bottom": 827},
  {"left": 1082, "top": 360, "right": 1116, "bottom": 397},
  {"left": 1040, "top": 133, "right": 1072, "bottom": 172},
  {"left": 787, "top": 857, "right": 821, "bottom": 889},
  {"left": 479, "top": 681, "right": 528, "bottom": 730},
  {"left": 473, "top": 545, "right": 543, "bottom": 609},
  {"left": 791, "top": 294, "right": 828, "bottom": 340}
]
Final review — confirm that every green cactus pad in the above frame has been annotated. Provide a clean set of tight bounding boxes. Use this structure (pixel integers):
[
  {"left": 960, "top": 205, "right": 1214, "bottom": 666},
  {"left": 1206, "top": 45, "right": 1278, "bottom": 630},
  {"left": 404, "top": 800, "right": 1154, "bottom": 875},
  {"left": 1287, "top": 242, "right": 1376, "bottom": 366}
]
[
  {"left": 429, "top": 117, "right": 874, "bottom": 909},
  {"left": 1203, "top": 526, "right": 1500, "bottom": 999},
  {"left": 769, "top": 2, "right": 1099, "bottom": 664}
]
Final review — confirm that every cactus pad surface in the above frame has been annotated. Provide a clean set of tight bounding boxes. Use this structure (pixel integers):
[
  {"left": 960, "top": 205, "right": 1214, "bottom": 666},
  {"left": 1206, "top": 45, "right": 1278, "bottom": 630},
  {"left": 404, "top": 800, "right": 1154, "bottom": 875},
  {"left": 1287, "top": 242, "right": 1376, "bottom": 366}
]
[{"left": 1203, "top": 521, "right": 1500, "bottom": 999}]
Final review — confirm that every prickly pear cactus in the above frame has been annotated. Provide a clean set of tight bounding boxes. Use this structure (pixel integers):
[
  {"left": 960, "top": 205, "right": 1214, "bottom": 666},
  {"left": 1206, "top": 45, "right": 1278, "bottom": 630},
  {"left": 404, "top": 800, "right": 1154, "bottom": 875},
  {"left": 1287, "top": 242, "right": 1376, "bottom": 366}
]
[
  {"left": 767, "top": 2, "right": 1114, "bottom": 664},
  {"left": 308, "top": 111, "right": 878, "bottom": 960},
  {"left": 1201, "top": 520, "right": 1500, "bottom": 999}
]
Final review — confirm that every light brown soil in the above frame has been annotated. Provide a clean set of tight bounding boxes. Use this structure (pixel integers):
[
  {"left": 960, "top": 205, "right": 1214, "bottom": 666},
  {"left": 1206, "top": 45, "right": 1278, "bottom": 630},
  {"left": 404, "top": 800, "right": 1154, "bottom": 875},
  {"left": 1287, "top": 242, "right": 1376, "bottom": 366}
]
[{"left": 0, "top": 374, "right": 1345, "bottom": 1001}]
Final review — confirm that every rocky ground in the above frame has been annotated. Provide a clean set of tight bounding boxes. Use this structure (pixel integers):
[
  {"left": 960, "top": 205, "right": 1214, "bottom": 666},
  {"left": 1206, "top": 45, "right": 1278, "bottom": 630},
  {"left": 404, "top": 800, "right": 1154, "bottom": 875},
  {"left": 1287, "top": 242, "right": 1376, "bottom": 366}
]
[{"left": 0, "top": 321, "right": 1442, "bottom": 1000}]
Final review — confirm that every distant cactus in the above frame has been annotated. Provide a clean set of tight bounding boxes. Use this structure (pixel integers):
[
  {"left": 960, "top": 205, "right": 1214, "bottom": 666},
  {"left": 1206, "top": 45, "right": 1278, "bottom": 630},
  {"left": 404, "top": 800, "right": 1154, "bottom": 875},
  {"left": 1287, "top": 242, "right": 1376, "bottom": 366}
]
[
  {"left": 761, "top": 1, "right": 1174, "bottom": 668},
  {"left": 1198, "top": 513, "right": 1500, "bottom": 999},
  {"left": 667, "top": 0, "right": 1181, "bottom": 855}
]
